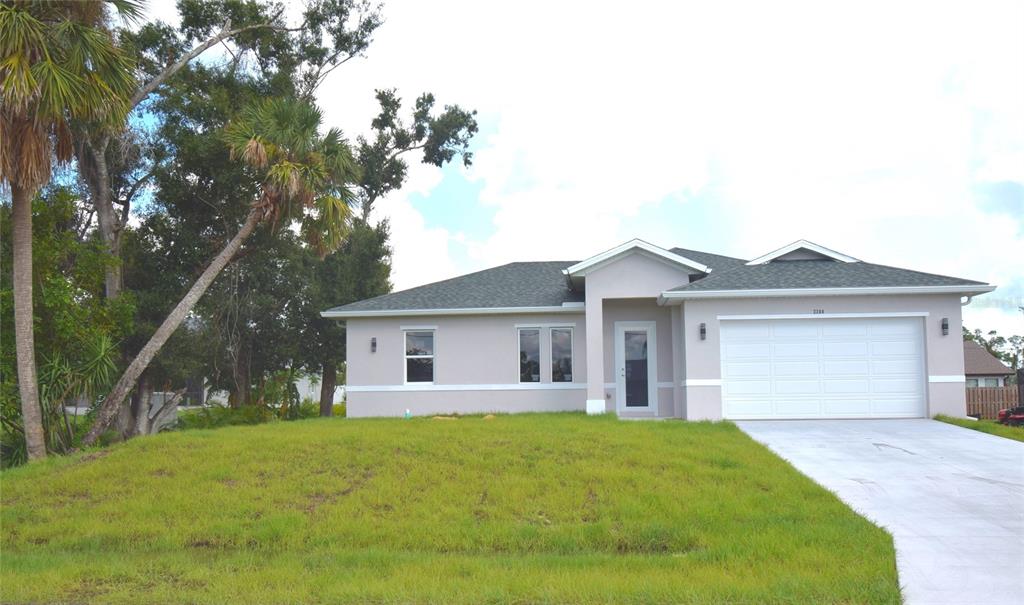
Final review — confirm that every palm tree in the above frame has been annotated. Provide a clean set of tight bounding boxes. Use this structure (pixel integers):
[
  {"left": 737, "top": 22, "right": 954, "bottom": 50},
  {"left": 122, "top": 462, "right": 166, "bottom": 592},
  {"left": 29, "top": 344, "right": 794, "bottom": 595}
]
[
  {"left": 82, "top": 98, "right": 357, "bottom": 445},
  {"left": 0, "top": 0, "right": 137, "bottom": 460}
]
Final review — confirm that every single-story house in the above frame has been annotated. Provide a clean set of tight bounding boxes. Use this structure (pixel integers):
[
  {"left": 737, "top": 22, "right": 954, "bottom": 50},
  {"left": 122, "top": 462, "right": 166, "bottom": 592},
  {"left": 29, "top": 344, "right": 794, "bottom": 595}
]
[
  {"left": 323, "top": 239, "right": 995, "bottom": 420},
  {"left": 963, "top": 340, "right": 1013, "bottom": 387}
]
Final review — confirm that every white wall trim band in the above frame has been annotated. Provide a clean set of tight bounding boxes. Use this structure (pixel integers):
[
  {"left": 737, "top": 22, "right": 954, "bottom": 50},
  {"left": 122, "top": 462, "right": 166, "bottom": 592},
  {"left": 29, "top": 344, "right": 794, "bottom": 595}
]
[
  {"left": 928, "top": 375, "right": 966, "bottom": 383},
  {"left": 684, "top": 379, "right": 722, "bottom": 387},
  {"left": 660, "top": 284, "right": 995, "bottom": 302},
  {"left": 322, "top": 305, "right": 586, "bottom": 319},
  {"left": 348, "top": 383, "right": 587, "bottom": 393},
  {"left": 604, "top": 382, "right": 675, "bottom": 389},
  {"left": 514, "top": 322, "right": 578, "bottom": 328},
  {"left": 399, "top": 325, "right": 438, "bottom": 331},
  {"left": 717, "top": 312, "right": 930, "bottom": 320}
]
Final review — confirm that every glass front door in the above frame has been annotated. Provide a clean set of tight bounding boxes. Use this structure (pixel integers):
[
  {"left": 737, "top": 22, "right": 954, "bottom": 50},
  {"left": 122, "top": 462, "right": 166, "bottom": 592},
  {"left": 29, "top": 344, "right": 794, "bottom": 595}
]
[
  {"left": 615, "top": 322, "right": 656, "bottom": 413},
  {"left": 623, "top": 330, "right": 649, "bottom": 407}
]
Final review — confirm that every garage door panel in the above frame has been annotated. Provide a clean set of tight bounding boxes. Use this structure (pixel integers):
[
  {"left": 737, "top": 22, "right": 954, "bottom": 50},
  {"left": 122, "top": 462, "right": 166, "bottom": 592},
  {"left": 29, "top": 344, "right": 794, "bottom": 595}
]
[
  {"left": 775, "top": 380, "right": 821, "bottom": 394},
  {"left": 823, "top": 379, "right": 871, "bottom": 394},
  {"left": 721, "top": 317, "right": 925, "bottom": 419},
  {"left": 724, "top": 361, "right": 770, "bottom": 377},
  {"left": 871, "top": 341, "right": 918, "bottom": 356},
  {"left": 725, "top": 400, "right": 774, "bottom": 417},
  {"left": 822, "top": 322, "right": 869, "bottom": 337},
  {"left": 822, "top": 341, "right": 869, "bottom": 357},
  {"left": 723, "top": 343, "right": 771, "bottom": 358},
  {"left": 774, "top": 361, "right": 819, "bottom": 376},
  {"left": 823, "top": 360, "right": 870, "bottom": 376},
  {"left": 772, "top": 322, "right": 818, "bottom": 338},
  {"left": 871, "top": 359, "right": 920, "bottom": 375},
  {"left": 773, "top": 342, "right": 818, "bottom": 357},
  {"left": 774, "top": 399, "right": 822, "bottom": 416},
  {"left": 822, "top": 398, "right": 873, "bottom": 415},
  {"left": 872, "top": 378, "right": 921, "bottom": 394},
  {"left": 724, "top": 380, "right": 772, "bottom": 395},
  {"left": 872, "top": 398, "right": 922, "bottom": 416}
]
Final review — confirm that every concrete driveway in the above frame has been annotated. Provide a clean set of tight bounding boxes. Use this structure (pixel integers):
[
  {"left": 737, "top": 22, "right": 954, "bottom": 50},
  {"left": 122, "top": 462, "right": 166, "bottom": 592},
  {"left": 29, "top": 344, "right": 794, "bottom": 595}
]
[{"left": 737, "top": 419, "right": 1024, "bottom": 605}]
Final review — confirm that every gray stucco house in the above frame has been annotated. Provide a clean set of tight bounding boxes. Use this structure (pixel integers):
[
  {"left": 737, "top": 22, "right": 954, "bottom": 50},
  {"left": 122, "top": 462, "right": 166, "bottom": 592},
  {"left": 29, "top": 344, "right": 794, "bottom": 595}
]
[{"left": 323, "top": 239, "right": 995, "bottom": 420}]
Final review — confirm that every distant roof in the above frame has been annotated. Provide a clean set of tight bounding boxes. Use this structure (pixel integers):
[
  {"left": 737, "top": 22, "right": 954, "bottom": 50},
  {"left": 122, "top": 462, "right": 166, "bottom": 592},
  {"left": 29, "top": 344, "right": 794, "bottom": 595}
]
[
  {"left": 666, "top": 260, "right": 988, "bottom": 292},
  {"left": 963, "top": 340, "right": 1012, "bottom": 376}
]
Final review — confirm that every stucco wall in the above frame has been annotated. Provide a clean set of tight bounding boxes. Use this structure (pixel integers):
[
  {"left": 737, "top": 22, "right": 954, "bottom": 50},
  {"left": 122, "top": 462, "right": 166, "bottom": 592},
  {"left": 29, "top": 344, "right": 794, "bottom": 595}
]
[
  {"left": 345, "top": 312, "right": 587, "bottom": 416},
  {"left": 680, "top": 294, "right": 967, "bottom": 419}
]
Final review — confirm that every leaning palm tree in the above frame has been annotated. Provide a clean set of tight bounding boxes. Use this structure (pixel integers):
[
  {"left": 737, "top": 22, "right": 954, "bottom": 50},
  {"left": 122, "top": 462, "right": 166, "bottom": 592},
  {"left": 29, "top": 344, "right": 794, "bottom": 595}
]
[
  {"left": 82, "top": 98, "right": 357, "bottom": 445},
  {"left": 0, "top": 0, "right": 138, "bottom": 460}
]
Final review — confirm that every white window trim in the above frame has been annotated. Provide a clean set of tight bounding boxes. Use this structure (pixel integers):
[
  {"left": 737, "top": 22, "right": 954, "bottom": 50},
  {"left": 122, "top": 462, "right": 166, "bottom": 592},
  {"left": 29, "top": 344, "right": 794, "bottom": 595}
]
[
  {"left": 517, "top": 327, "right": 542, "bottom": 384},
  {"left": 403, "top": 329, "right": 435, "bottom": 385},
  {"left": 745, "top": 239, "right": 860, "bottom": 265},
  {"left": 550, "top": 326, "right": 574, "bottom": 384}
]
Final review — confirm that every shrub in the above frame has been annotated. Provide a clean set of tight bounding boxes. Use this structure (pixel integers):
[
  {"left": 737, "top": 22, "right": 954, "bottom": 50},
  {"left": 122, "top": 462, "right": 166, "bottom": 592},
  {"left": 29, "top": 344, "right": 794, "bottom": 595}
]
[{"left": 332, "top": 402, "right": 346, "bottom": 417}]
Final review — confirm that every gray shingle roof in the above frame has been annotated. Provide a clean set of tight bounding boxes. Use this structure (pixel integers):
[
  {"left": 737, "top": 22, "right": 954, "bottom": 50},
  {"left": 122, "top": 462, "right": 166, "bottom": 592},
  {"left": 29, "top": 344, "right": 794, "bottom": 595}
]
[
  {"left": 325, "top": 261, "right": 583, "bottom": 313},
  {"left": 667, "top": 260, "right": 987, "bottom": 292},
  {"left": 325, "top": 246, "right": 989, "bottom": 315}
]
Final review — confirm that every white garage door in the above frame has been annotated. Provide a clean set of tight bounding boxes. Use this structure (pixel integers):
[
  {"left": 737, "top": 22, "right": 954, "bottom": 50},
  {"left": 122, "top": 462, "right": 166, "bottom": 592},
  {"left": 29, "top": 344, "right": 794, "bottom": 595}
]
[{"left": 720, "top": 317, "right": 926, "bottom": 419}]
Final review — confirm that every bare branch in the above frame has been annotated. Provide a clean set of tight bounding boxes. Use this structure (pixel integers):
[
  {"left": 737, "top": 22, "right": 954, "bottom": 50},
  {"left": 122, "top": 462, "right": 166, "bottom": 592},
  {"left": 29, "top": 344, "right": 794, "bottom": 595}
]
[{"left": 130, "top": 10, "right": 298, "bottom": 109}]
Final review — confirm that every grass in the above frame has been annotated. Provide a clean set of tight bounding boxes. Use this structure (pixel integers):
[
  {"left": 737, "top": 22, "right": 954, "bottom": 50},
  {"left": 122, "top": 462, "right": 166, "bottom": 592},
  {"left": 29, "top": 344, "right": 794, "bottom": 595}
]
[
  {"left": 935, "top": 414, "right": 1024, "bottom": 443},
  {"left": 1, "top": 414, "right": 900, "bottom": 604}
]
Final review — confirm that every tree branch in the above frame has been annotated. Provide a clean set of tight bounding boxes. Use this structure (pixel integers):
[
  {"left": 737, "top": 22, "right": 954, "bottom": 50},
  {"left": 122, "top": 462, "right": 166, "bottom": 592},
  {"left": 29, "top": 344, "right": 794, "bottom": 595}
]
[{"left": 130, "top": 11, "right": 296, "bottom": 109}]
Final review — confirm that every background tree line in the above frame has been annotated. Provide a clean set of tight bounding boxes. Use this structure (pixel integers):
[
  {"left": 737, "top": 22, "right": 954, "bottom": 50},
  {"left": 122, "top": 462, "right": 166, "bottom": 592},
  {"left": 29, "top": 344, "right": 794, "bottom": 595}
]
[{"left": 0, "top": 0, "right": 477, "bottom": 466}]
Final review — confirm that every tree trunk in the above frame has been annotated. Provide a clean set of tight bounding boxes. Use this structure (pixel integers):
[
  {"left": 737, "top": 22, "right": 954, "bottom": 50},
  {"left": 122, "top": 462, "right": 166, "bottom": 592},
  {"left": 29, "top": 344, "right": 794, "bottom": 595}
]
[
  {"left": 11, "top": 183, "right": 46, "bottom": 461},
  {"left": 82, "top": 207, "right": 262, "bottom": 446},
  {"left": 231, "top": 347, "right": 250, "bottom": 408},
  {"left": 80, "top": 137, "right": 124, "bottom": 298},
  {"left": 319, "top": 362, "right": 336, "bottom": 417},
  {"left": 130, "top": 372, "right": 153, "bottom": 437}
]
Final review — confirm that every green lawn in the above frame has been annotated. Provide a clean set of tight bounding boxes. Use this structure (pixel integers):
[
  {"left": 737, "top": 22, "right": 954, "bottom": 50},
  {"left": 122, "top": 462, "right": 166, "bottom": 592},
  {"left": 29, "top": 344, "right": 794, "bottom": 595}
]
[
  {"left": 935, "top": 414, "right": 1024, "bottom": 443},
  {"left": 1, "top": 414, "right": 900, "bottom": 604}
]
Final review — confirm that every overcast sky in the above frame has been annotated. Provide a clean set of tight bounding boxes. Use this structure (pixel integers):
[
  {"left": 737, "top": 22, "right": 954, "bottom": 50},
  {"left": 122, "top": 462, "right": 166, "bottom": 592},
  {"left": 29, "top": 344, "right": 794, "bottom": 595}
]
[{"left": 153, "top": 0, "right": 1024, "bottom": 336}]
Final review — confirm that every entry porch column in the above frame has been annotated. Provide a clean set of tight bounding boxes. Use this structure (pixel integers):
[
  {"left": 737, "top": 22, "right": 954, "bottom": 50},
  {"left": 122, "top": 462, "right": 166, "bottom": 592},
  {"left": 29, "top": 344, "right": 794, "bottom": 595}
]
[{"left": 585, "top": 295, "right": 605, "bottom": 414}]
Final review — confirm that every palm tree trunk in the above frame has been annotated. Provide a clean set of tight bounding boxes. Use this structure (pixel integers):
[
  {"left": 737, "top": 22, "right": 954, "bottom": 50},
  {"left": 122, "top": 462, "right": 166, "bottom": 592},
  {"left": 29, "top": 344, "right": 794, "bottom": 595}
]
[
  {"left": 82, "top": 208, "right": 262, "bottom": 446},
  {"left": 11, "top": 183, "right": 46, "bottom": 461},
  {"left": 319, "top": 362, "right": 336, "bottom": 417}
]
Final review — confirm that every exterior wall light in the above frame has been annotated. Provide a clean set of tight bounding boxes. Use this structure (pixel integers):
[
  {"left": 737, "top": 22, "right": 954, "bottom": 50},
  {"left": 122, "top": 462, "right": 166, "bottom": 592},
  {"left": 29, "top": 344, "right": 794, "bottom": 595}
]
[
  {"left": 700, "top": 323, "right": 707, "bottom": 340},
  {"left": 371, "top": 337, "right": 377, "bottom": 353},
  {"left": 941, "top": 318, "right": 949, "bottom": 336}
]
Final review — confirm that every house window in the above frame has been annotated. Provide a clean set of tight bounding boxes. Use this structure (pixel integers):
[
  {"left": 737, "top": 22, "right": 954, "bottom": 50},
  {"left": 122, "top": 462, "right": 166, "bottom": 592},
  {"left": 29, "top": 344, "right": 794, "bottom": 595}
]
[
  {"left": 519, "top": 328, "right": 540, "bottom": 382},
  {"left": 966, "top": 378, "right": 978, "bottom": 388},
  {"left": 405, "top": 331, "right": 434, "bottom": 383},
  {"left": 980, "top": 377, "right": 999, "bottom": 388},
  {"left": 551, "top": 327, "right": 573, "bottom": 382}
]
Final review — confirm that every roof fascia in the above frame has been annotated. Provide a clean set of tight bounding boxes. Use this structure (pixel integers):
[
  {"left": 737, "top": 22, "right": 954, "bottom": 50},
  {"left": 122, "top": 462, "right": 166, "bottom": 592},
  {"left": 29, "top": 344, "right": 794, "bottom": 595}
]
[
  {"left": 563, "top": 239, "right": 711, "bottom": 277},
  {"left": 658, "top": 284, "right": 996, "bottom": 304}
]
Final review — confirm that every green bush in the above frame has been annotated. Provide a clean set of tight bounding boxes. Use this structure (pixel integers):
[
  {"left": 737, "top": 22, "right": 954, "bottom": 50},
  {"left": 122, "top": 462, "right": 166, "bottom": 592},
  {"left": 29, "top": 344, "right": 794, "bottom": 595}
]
[
  {"left": 332, "top": 402, "right": 346, "bottom": 417},
  {"left": 177, "top": 405, "right": 277, "bottom": 430}
]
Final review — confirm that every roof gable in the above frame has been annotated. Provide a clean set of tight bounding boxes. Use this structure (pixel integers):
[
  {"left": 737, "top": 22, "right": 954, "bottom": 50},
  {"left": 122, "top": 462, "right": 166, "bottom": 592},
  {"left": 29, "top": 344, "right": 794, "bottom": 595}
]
[
  {"left": 564, "top": 239, "right": 711, "bottom": 277},
  {"left": 746, "top": 240, "right": 859, "bottom": 265}
]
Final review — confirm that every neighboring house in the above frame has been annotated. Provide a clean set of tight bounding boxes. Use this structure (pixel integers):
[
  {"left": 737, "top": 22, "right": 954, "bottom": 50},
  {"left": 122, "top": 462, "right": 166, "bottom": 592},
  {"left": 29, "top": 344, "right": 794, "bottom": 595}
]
[
  {"left": 322, "top": 239, "right": 995, "bottom": 420},
  {"left": 963, "top": 340, "right": 1013, "bottom": 387}
]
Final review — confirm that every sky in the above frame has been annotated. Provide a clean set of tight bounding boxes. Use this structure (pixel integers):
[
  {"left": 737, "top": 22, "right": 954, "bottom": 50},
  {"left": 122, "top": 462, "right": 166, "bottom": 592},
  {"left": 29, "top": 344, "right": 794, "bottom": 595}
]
[{"left": 151, "top": 0, "right": 1024, "bottom": 336}]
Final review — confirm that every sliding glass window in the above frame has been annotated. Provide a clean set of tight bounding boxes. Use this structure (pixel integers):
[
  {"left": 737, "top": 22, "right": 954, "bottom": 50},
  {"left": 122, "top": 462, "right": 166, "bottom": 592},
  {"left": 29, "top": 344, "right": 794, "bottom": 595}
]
[
  {"left": 551, "top": 328, "right": 573, "bottom": 382},
  {"left": 518, "top": 328, "right": 540, "bottom": 383}
]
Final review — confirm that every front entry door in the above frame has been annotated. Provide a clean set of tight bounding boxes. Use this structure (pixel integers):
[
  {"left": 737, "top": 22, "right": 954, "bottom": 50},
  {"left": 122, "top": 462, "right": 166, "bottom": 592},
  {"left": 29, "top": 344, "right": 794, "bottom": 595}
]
[{"left": 614, "top": 321, "right": 657, "bottom": 413}]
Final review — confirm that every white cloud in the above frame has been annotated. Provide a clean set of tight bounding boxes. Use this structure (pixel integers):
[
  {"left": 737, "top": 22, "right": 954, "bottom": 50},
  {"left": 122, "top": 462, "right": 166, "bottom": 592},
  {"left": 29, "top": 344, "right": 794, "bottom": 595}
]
[{"left": 195, "top": 0, "right": 1021, "bottom": 335}]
